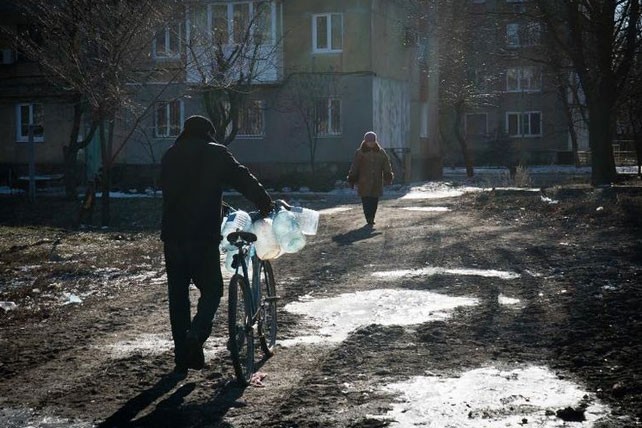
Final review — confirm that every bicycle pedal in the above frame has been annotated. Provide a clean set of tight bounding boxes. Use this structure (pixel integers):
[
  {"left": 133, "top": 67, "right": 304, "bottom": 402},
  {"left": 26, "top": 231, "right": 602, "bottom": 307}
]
[{"left": 264, "top": 296, "right": 280, "bottom": 301}]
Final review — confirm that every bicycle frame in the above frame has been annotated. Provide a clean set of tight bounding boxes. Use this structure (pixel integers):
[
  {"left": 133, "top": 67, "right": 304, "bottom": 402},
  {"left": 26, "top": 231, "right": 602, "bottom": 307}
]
[{"left": 229, "top": 241, "right": 260, "bottom": 323}]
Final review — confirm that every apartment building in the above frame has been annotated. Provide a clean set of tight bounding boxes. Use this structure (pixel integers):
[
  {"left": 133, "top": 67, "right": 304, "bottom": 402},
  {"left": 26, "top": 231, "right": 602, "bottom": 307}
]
[
  {"left": 441, "top": 0, "right": 585, "bottom": 168},
  {"left": 0, "top": 0, "right": 440, "bottom": 191}
]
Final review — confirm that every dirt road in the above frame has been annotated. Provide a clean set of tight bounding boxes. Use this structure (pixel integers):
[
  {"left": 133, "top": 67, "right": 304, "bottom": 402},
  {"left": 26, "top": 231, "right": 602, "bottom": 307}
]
[{"left": 1, "top": 184, "right": 641, "bottom": 427}]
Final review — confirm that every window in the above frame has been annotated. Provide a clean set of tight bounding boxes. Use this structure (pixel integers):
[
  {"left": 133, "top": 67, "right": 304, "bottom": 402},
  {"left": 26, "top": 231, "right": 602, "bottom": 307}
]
[
  {"left": 206, "top": 1, "right": 275, "bottom": 46},
  {"left": 16, "top": 103, "right": 44, "bottom": 142},
  {"left": 237, "top": 100, "right": 264, "bottom": 136},
  {"left": 154, "top": 100, "right": 183, "bottom": 138},
  {"left": 316, "top": 98, "right": 341, "bottom": 136},
  {"left": 465, "top": 113, "right": 488, "bottom": 136},
  {"left": 506, "top": 111, "right": 542, "bottom": 137},
  {"left": 312, "top": 13, "right": 343, "bottom": 53},
  {"left": 506, "top": 66, "right": 542, "bottom": 92},
  {"left": 506, "top": 23, "right": 520, "bottom": 48},
  {"left": 153, "top": 22, "right": 181, "bottom": 58},
  {"left": 506, "top": 22, "right": 540, "bottom": 48},
  {"left": 232, "top": 2, "right": 250, "bottom": 44}
]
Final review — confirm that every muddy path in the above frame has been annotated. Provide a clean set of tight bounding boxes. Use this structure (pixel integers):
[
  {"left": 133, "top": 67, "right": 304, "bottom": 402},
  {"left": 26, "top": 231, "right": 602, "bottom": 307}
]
[{"left": 0, "top": 186, "right": 641, "bottom": 427}]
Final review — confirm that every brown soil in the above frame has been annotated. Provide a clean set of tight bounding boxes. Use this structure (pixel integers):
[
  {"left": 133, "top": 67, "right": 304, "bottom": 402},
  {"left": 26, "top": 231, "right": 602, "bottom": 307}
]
[{"left": 1, "top": 180, "right": 641, "bottom": 427}]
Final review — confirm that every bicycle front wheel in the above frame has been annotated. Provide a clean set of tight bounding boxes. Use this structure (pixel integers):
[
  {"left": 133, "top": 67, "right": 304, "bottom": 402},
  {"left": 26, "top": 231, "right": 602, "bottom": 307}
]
[
  {"left": 228, "top": 274, "right": 254, "bottom": 385},
  {"left": 257, "top": 260, "right": 277, "bottom": 357}
]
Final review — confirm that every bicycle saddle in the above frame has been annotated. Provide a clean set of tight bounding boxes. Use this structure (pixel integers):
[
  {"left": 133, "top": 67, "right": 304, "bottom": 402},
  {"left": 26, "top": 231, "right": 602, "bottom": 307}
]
[{"left": 227, "top": 231, "right": 257, "bottom": 244}]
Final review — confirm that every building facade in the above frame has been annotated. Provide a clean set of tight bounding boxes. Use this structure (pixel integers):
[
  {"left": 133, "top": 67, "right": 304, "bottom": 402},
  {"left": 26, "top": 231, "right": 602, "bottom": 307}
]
[
  {"left": 0, "top": 0, "right": 440, "bottom": 191},
  {"left": 440, "top": 0, "right": 587, "bottom": 169}
]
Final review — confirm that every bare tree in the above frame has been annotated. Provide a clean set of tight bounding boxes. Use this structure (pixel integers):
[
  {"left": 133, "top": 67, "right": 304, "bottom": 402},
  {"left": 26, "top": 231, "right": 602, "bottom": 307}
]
[
  {"left": 433, "top": 0, "right": 501, "bottom": 177},
  {"left": 619, "top": 54, "right": 642, "bottom": 175},
  {"left": 185, "top": 1, "right": 281, "bottom": 146},
  {"left": 275, "top": 72, "right": 340, "bottom": 173},
  {"left": 536, "top": 0, "right": 642, "bottom": 185},
  {"left": 4, "top": 0, "right": 179, "bottom": 224}
]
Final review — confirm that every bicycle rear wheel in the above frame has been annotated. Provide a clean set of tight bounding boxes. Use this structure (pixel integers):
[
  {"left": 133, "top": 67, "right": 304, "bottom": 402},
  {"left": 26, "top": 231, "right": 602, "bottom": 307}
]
[
  {"left": 228, "top": 274, "right": 254, "bottom": 385},
  {"left": 257, "top": 260, "right": 277, "bottom": 357}
]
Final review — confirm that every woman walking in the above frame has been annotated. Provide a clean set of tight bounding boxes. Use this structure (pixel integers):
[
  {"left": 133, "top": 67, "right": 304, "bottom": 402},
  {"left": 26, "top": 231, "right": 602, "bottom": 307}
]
[{"left": 347, "top": 131, "right": 394, "bottom": 226}]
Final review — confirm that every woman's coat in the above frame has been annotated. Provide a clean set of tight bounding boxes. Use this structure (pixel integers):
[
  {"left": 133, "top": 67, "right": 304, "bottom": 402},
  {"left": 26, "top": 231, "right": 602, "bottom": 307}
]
[{"left": 347, "top": 143, "right": 394, "bottom": 197}]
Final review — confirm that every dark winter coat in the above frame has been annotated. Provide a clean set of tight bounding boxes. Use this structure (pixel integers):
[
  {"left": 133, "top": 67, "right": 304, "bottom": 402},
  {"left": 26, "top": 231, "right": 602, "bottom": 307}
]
[
  {"left": 347, "top": 142, "right": 394, "bottom": 197},
  {"left": 160, "top": 132, "right": 272, "bottom": 244}
]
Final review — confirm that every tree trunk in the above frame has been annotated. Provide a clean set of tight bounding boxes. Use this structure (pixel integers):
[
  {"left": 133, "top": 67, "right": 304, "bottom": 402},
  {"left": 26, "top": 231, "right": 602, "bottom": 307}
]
[
  {"left": 587, "top": 100, "right": 617, "bottom": 185},
  {"left": 634, "top": 135, "right": 642, "bottom": 177},
  {"left": 453, "top": 104, "right": 474, "bottom": 177},
  {"left": 63, "top": 101, "right": 84, "bottom": 200},
  {"left": 99, "top": 119, "right": 115, "bottom": 227}
]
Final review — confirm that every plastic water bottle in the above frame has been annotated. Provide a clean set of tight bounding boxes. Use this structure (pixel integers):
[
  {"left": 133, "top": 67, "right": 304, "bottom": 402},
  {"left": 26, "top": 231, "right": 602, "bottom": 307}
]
[
  {"left": 251, "top": 218, "right": 283, "bottom": 260},
  {"left": 224, "top": 250, "right": 236, "bottom": 273},
  {"left": 220, "top": 210, "right": 252, "bottom": 251},
  {"left": 272, "top": 209, "right": 306, "bottom": 253},
  {"left": 291, "top": 206, "right": 319, "bottom": 235}
]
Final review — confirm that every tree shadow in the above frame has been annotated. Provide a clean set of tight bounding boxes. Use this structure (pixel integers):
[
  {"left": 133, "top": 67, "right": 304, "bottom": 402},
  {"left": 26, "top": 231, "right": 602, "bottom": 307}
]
[{"left": 332, "top": 225, "right": 381, "bottom": 246}]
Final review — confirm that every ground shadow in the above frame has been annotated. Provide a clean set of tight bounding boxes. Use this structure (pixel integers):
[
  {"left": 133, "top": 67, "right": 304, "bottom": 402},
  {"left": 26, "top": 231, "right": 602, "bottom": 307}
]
[
  {"left": 332, "top": 225, "right": 381, "bottom": 246},
  {"left": 98, "top": 371, "right": 248, "bottom": 427},
  {"left": 97, "top": 372, "right": 195, "bottom": 427}
]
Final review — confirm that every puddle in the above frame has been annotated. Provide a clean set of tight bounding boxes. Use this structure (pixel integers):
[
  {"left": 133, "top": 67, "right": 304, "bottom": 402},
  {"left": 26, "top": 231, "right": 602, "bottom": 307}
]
[
  {"left": 372, "top": 267, "right": 520, "bottom": 280},
  {"left": 400, "top": 207, "right": 450, "bottom": 212},
  {"left": 318, "top": 207, "right": 353, "bottom": 214},
  {"left": 375, "top": 365, "right": 610, "bottom": 427},
  {"left": 281, "top": 289, "right": 478, "bottom": 346}
]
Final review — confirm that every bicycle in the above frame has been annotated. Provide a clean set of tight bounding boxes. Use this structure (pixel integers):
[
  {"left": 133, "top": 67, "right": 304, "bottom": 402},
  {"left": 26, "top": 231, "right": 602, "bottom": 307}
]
[{"left": 224, "top": 202, "right": 288, "bottom": 385}]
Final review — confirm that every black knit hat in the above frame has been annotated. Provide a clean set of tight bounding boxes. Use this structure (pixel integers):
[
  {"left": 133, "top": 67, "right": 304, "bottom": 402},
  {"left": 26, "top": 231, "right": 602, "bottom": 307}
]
[{"left": 181, "top": 115, "right": 216, "bottom": 140}]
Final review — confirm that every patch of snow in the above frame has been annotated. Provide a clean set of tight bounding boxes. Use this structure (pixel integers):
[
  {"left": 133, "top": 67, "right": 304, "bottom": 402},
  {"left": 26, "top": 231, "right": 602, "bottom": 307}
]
[
  {"left": 62, "top": 293, "right": 82, "bottom": 305},
  {"left": 101, "top": 333, "right": 174, "bottom": 358},
  {"left": 400, "top": 206, "right": 451, "bottom": 212},
  {"left": 281, "top": 289, "right": 478, "bottom": 346},
  {"left": 375, "top": 365, "right": 609, "bottom": 427},
  {"left": 372, "top": 266, "right": 520, "bottom": 280},
  {"left": 541, "top": 195, "right": 559, "bottom": 204},
  {"left": 0, "top": 301, "right": 17, "bottom": 311},
  {"left": 498, "top": 294, "right": 520, "bottom": 305},
  {"left": 318, "top": 207, "right": 353, "bottom": 214}
]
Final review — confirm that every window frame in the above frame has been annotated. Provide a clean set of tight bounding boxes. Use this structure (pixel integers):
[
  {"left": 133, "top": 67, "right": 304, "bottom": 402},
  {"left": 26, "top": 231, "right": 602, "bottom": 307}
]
[
  {"left": 154, "top": 99, "right": 184, "bottom": 138},
  {"left": 236, "top": 100, "right": 265, "bottom": 137},
  {"left": 506, "top": 22, "right": 541, "bottom": 48},
  {"left": 16, "top": 103, "right": 44, "bottom": 143},
  {"left": 312, "top": 13, "right": 343, "bottom": 53},
  {"left": 206, "top": 1, "right": 276, "bottom": 46},
  {"left": 506, "top": 66, "right": 542, "bottom": 93},
  {"left": 153, "top": 22, "right": 182, "bottom": 59},
  {"left": 315, "top": 97, "right": 342, "bottom": 136},
  {"left": 506, "top": 111, "right": 542, "bottom": 137}
]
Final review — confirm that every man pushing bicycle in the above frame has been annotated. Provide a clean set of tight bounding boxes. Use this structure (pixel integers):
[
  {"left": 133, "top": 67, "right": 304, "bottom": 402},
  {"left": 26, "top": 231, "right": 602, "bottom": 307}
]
[{"left": 160, "top": 115, "right": 274, "bottom": 376}]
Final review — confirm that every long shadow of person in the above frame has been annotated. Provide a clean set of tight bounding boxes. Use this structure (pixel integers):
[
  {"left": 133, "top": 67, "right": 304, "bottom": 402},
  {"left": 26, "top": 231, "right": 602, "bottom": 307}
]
[
  {"left": 97, "top": 372, "right": 193, "bottom": 427},
  {"left": 98, "top": 372, "right": 247, "bottom": 428},
  {"left": 332, "top": 225, "right": 381, "bottom": 246}
]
